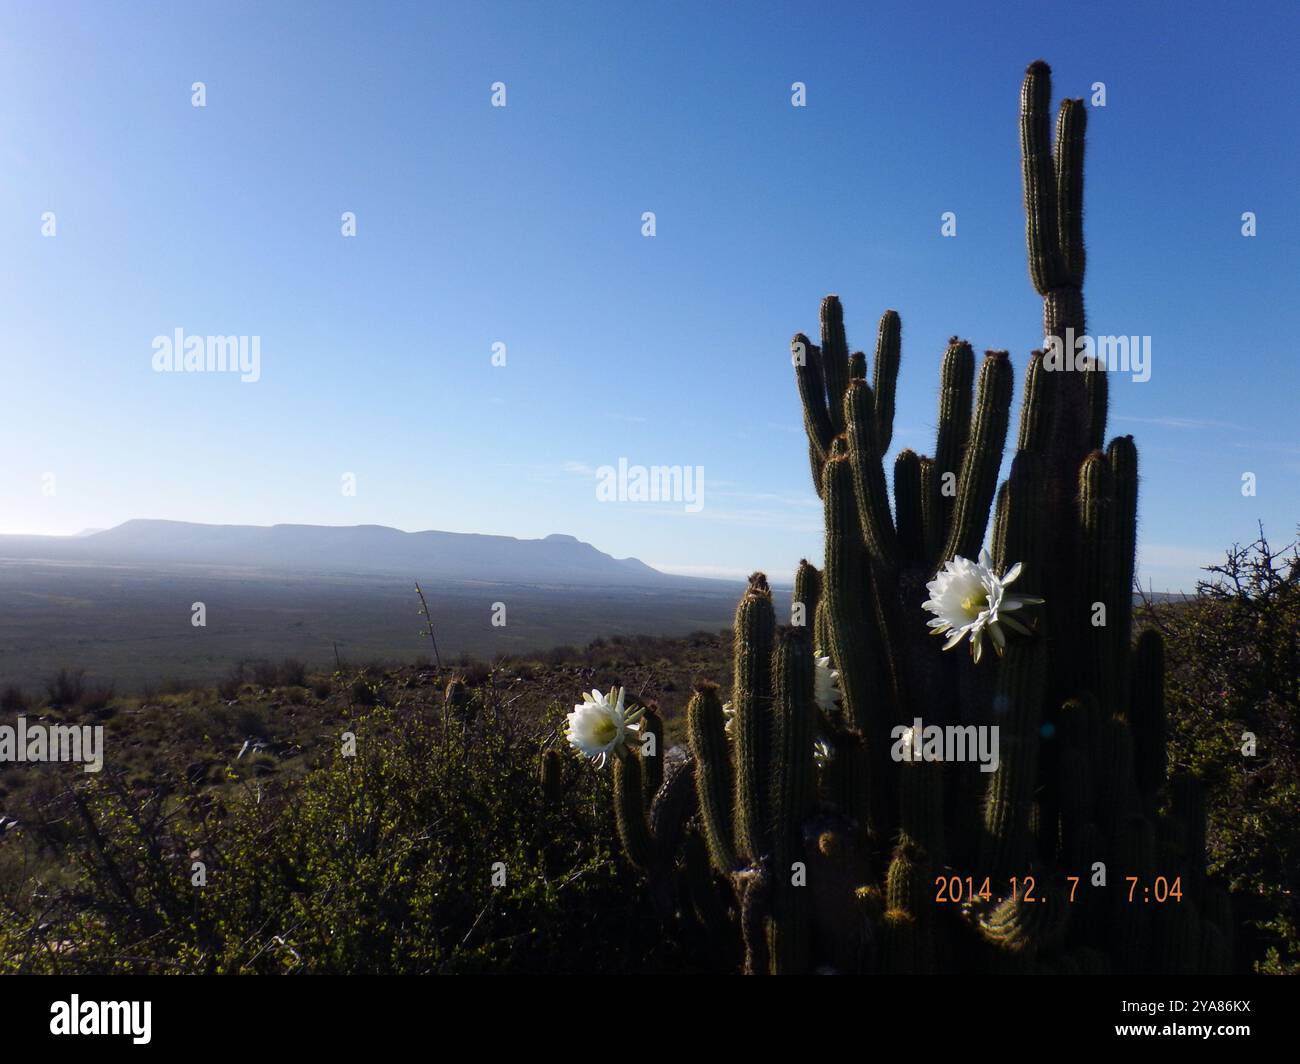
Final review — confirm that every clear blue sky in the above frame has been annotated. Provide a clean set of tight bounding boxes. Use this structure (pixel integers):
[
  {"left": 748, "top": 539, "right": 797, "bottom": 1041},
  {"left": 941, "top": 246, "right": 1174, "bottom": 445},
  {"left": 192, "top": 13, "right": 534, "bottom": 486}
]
[{"left": 1, "top": 0, "right": 1295, "bottom": 590}]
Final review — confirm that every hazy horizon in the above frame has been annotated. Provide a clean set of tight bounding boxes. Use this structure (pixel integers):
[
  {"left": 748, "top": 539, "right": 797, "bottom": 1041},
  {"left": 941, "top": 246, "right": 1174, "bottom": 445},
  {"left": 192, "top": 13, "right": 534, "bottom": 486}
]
[{"left": 0, "top": 513, "right": 1244, "bottom": 591}]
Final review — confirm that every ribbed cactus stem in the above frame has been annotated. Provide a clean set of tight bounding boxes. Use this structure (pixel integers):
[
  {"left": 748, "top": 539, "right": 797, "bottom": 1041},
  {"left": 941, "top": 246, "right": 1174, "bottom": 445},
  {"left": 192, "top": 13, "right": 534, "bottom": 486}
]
[
  {"left": 1021, "top": 60, "right": 1065, "bottom": 295},
  {"left": 641, "top": 705, "right": 664, "bottom": 800},
  {"left": 1108, "top": 435, "right": 1139, "bottom": 700},
  {"left": 613, "top": 752, "right": 656, "bottom": 871},
  {"left": 1079, "top": 450, "right": 1118, "bottom": 708},
  {"left": 942, "top": 350, "right": 1013, "bottom": 563},
  {"left": 1016, "top": 350, "right": 1051, "bottom": 453},
  {"left": 885, "top": 841, "right": 928, "bottom": 914},
  {"left": 918, "top": 456, "right": 943, "bottom": 563},
  {"left": 882, "top": 909, "right": 920, "bottom": 975},
  {"left": 768, "top": 629, "right": 816, "bottom": 973},
  {"left": 823, "top": 728, "right": 871, "bottom": 833},
  {"left": 793, "top": 558, "right": 821, "bottom": 635},
  {"left": 934, "top": 338, "right": 975, "bottom": 538},
  {"left": 993, "top": 450, "right": 1046, "bottom": 580},
  {"left": 872, "top": 310, "right": 901, "bottom": 452},
  {"left": 1130, "top": 629, "right": 1166, "bottom": 797},
  {"left": 733, "top": 573, "right": 776, "bottom": 863},
  {"left": 982, "top": 451, "right": 1047, "bottom": 877},
  {"left": 844, "top": 379, "right": 900, "bottom": 568},
  {"left": 686, "top": 681, "right": 739, "bottom": 873},
  {"left": 1086, "top": 358, "right": 1108, "bottom": 453},
  {"left": 893, "top": 449, "right": 924, "bottom": 564},
  {"left": 899, "top": 758, "right": 945, "bottom": 860},
  {"left": 1054, "top": 97, "right": 1087, "bottom": 287},
  {"left": 822, "top": 451, "right": 875, "bottom": 739},
  {"left": 1112, "top": 813, "right": 1155, "bottom": 972},
  {"left": 771, "top": 630, "right": 817, "bottom": 854},
  {"left": 1057, "top": 699, "right": 1095, "bottom": 861},
  {"left": 539, "top": 747, "right": 562, "bottom": 805},
  {"left": 682, "top": 830, "right": 731, "bottom": 944},
  {"left": 1094, "top": 716, "right": 1137, "bottom": 831},
  {"left": 885, "top": 842, "right": 935, "bottom": 972},
  {"left": 647, "top": 752, "right": 696, "bottom": 861},
  {"left": 793, "top": 333, "right": 832, "bottom": 487},
  {"left": 975, "top": 880, "right": 1069, "bottom": 955},
  {"left": 820, "top": 295, "right": 851, "bottom": 436}
]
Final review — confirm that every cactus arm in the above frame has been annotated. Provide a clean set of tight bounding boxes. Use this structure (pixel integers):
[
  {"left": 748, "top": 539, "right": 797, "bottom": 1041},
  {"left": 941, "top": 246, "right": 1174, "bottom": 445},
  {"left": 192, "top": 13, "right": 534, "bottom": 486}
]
[
  {"left": 1054, "top": 97, "right": 1087, "bottom": 287},
  {"left": 793, "top": 333, "right": 833, "bottom": 492},
  {"left": 1079, "top": 449, "right": 1118, "bottom": 707},
  {"left": 733, "top": 574, "right": 776, "bottom": 863},
  {"left": 768, "top": 629, "right": 816, "bottom": 973},
  {"left": 820, "top": 295, "right": 851, "bottom": 437},
  {"left": 844, "top": 379, "right": 901, "bottom": 568},
  {"left": 942, "top": 350, "right": 1013, "bottom": 563},
  {"left": 934, "top": 338, "right": 975, "bottom": 537},
  {"left": 1129, "top": 629, "right": 1166, "bottom": 798},
  {"left": 893, "top": 449, "right": 924, "bottom": 565},
  {"left": 686, "top": 681, "right": 740, "bottom": 874},
  {"left": 641, "top": 705, "right": 665, "bottom": 800},
  {"left": 1021, "top": 60, "right": 1066, "bottom": 295},
  {"left": 918, "top": 456, "right": 944, "bottom": 564},
  {"left": 613, "top": 752, "right": 657, "bottom": 871},
  {"left": 1108, "top": 435, "right": 1139, "bottom": 698},
  {"left": 792, "top": 559, "right": 821, "bottom": 636},
  {"left": 1016, "top": 350, "right": 1051, "bottom": 454},
  {"left": 872, "top": 310, "right": 901, "bottom": 453}
]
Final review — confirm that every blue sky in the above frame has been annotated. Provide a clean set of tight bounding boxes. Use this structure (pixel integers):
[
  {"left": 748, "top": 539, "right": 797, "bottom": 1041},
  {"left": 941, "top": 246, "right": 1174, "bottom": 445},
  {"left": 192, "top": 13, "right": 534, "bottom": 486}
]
[{"left": 0, "top": 0, "right": 1295, "bottom": 590}]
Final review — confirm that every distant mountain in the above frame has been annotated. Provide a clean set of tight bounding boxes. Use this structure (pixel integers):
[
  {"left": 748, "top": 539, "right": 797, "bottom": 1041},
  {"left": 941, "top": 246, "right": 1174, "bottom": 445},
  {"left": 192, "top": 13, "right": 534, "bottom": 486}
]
[{"left": 0, "top": 520, "right": 713, "bottom": 588}]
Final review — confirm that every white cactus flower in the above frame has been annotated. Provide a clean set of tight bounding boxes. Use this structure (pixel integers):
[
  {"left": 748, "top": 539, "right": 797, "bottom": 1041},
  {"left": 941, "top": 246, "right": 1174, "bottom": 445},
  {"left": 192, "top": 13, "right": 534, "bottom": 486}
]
[
  {"left": 722, "top": 701, "right": 735, "bottom": 739},
  {"left": 923, "top": 549, "right": 1044, "bottom": 664},
  {"left": 815, "top": 655, "right": 842, "bottom": 714},
  {"left": 566, "top": 686, "right": 643, "bottom": 768}
]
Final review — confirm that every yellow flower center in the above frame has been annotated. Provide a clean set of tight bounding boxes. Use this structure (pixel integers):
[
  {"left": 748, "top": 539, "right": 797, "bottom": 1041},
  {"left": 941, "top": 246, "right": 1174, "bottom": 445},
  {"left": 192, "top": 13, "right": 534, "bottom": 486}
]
[
  {"left": 961, "top": 591, "right": 988, "bottom": 618},
  {"left": 593, "top": 715, "right": 618, "bottom": 746}
]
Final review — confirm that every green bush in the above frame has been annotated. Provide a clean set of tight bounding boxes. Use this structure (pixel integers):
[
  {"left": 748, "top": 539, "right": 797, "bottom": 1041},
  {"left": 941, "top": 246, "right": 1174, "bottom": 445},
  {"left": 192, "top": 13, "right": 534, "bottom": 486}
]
[
  {"left": 0, "top": 691, "right": 683, "bottom": 974},
  {"left": 1155, "top": 527, "right": 1299, "bottom": 974}
]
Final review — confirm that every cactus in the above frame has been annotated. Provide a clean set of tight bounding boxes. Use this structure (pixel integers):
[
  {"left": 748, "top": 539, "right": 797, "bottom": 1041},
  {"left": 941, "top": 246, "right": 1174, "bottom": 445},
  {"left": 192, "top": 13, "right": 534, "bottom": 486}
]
[
  {"left": 539, "top": 747, "right": 562, "bottom": 805},
  {"left": 586, "top": 60, "right": 1231, "bottom": 975}
]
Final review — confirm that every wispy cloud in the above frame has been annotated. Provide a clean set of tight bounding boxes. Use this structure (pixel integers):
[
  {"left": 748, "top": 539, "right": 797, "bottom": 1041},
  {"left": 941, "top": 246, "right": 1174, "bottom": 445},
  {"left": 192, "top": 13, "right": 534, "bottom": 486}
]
[{"left": 1115, "top": 416, "right": 1245, "bottom": 431}]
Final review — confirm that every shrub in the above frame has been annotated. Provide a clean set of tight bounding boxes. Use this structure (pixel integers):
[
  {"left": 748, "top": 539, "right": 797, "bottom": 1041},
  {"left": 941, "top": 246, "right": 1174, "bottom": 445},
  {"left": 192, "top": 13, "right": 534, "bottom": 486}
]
[
  {"left": 0, "top": 696, "right": 683, "bottom": 974},
  {"left": 350, "top": 675, "right": 379, "bottom": 706},
  {"left": 79, "top": 682, "right": 115, "bottom": 713},
  {"left": 44, "top": 667, "right": 85, "bottom": 707},
  {"left": 1155, "top": 526, "right": 1300, "bottom": 974},
  {"left": 278, "top": 659, "right": 307, "bottom": 687},
  {"left": 216, "top": 665, "right": 244, "bottom": 701},
  {"left": 250, "top": 660, "right": 280, "bottom": 688}
]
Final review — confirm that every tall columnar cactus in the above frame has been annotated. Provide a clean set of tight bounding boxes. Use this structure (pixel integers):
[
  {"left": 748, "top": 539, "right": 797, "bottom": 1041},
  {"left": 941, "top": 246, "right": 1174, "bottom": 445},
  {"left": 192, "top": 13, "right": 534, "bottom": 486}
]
[{"left": 595, "top": 61, "right": 1232, "bottom": 974}]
